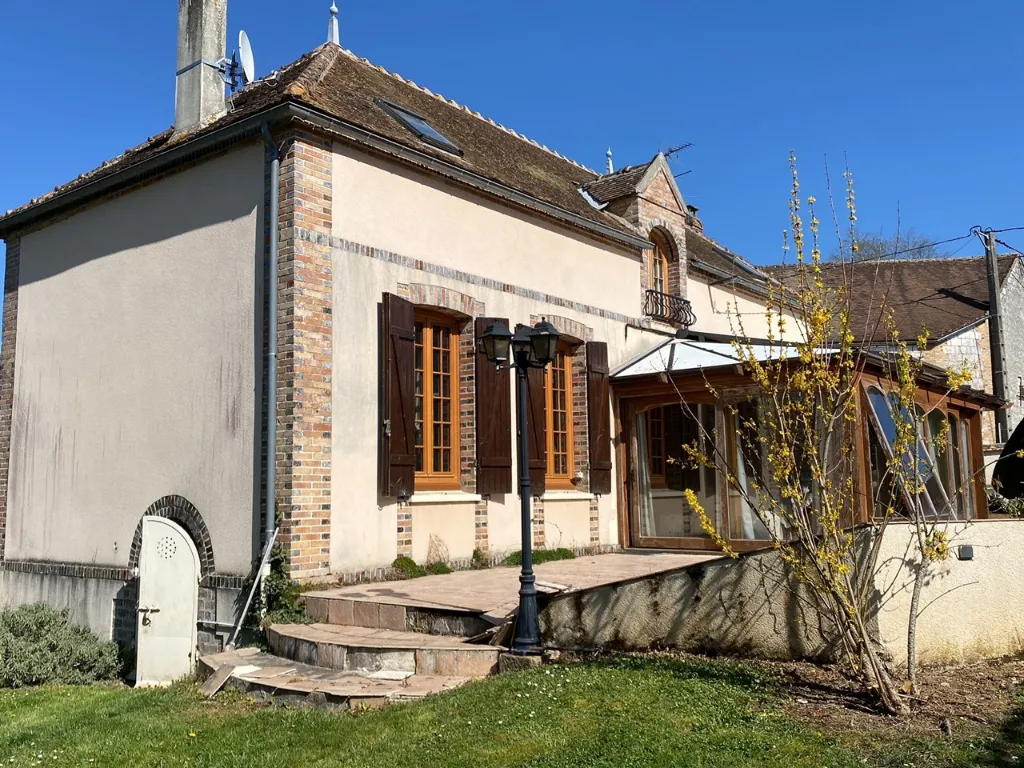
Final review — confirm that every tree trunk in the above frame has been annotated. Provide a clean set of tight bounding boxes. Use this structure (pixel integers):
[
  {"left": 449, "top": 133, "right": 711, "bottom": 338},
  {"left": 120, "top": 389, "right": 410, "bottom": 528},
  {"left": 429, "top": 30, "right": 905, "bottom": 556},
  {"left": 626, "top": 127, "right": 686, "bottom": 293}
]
[{"left": 907, "top": 555, "right": 925, "bottom": 696}]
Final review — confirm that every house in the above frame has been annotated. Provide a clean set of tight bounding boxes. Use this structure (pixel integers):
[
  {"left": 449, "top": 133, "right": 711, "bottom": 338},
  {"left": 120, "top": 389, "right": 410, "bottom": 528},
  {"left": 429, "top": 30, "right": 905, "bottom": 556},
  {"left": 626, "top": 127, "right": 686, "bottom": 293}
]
[
  {"left": 0, "top": 0, "right": 1016, "bottom": 683},
  {"left": 0, "top": 0, "right": 797, "bottom": 674},
  {"left": 768, "top": 255, "right": 1024, "bottom": 470}
]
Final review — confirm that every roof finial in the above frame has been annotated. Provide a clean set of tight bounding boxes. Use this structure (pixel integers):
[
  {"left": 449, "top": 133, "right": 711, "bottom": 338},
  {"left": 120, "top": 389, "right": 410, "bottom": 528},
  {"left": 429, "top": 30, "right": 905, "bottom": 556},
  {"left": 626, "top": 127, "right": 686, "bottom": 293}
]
[
  {"left": 328, "top": 2, "right": 340, "bottom": 45},
  {"left": 606, "top": 147, "right": 614, "bottom": 175}
]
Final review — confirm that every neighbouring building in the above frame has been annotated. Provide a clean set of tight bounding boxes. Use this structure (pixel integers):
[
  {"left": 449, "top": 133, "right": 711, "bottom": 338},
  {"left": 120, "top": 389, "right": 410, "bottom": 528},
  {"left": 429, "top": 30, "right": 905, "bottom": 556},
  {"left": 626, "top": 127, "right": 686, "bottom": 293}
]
[{"left": 769, "top": 255, "right": 1024, "bottom": 471}]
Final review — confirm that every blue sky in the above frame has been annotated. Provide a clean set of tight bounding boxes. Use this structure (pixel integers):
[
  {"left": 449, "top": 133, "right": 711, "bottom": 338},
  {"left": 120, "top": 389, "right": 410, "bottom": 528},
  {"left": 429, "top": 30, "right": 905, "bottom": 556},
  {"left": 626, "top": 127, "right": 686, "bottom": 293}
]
[{"left": 3, "top": 0, "right": 1024, "bottom": 270}]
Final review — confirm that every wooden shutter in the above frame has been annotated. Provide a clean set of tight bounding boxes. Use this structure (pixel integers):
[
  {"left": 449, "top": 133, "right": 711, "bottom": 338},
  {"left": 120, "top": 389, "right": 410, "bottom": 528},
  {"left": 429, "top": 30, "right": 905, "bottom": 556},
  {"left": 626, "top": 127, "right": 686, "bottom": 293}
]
[
  {"left": 379, "top": 293, "right": 417, "bottom": 498},
  {"left": 586, "top": 341, "right": 613, "bottom": 495},
  {"left": 475, "top": 317, "right": 512, "bottom": 495}
]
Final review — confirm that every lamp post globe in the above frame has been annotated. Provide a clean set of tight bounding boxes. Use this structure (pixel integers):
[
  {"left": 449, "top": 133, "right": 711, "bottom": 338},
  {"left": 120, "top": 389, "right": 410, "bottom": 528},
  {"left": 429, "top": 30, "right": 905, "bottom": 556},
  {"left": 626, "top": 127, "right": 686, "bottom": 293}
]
[
  {"left": 530, "top": 319, "right": 562, "bottom": 365},
  {"left": 481, "top": 321, "right": 513, "bottom": 365}
]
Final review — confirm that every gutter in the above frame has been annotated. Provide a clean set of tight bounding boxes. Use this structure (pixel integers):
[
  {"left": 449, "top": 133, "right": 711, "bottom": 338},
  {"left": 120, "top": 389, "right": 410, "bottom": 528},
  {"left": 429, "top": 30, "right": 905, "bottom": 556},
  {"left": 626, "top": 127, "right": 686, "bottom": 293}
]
[{"left": 0, "top": 102, "right": 651, "bottom": 252}]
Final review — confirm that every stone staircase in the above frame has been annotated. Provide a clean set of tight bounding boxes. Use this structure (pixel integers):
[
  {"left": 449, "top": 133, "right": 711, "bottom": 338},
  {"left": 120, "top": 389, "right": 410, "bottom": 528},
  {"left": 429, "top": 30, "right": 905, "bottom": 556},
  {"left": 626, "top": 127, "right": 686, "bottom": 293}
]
[{"left": 199, "top": 586, "right": 507, "bottom": 708}]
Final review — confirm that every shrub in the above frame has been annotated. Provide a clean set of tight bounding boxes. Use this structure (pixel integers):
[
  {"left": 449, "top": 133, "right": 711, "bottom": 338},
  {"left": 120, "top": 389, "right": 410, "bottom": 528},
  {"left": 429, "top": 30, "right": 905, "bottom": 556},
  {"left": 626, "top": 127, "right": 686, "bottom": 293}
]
[
  {"left": 424, "top": 561, "right": 453, "bottom": 575},
  {"left": 471, "top": 548, "right": 489, "bottom": 570},
  {"left": 502, "top": 548, "right": 576, "bottom": 567},
  {"left": 0, "top": 603, "right": 120, "bottom": 688},
  {"left": 392, "top": 556, "right": 426, "bottom": 579}
]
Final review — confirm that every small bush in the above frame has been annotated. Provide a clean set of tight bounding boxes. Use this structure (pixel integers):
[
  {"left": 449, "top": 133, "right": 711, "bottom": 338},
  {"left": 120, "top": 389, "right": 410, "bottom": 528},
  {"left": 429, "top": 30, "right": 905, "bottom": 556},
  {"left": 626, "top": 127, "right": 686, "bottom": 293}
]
[
  {"left": 424, "top": 561, "right": 453, "bottom": 575},
  {"left": 471, "top": 548, "right": 489, "bottom": 570},
  {"left": 502, "top": 548, "right": 576, "bottom": 567},
  {"left": 0, "top": 603, "right": 120, "bottom": 688},
  {"left": 392, "top": 556, "right": 426, "bottom": 579}
]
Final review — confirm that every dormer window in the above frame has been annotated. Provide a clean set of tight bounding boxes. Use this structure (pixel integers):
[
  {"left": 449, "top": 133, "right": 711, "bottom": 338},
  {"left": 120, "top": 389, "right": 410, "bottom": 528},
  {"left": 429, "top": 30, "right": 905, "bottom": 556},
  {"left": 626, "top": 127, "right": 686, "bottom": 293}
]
[{"left": 375, "top": 99, "right": 463, "bottom": 157}]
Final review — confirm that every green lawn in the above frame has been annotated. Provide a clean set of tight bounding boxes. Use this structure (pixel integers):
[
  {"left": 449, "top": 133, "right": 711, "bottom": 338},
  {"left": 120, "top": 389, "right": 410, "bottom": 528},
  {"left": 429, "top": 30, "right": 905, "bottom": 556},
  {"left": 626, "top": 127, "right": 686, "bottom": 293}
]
[{"left": 0, "top": 655, "right": 1007, "bottom": 767}]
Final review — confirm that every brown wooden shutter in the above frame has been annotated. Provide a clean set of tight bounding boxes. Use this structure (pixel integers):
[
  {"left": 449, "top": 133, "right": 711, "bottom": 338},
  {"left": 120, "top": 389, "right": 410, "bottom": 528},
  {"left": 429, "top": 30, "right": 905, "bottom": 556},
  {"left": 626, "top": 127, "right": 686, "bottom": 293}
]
[
  {"left": 586, "top": 341, "right": 613, "bottom": 495},
  {"left": 379, "top": 293, "right": 417, "bottom": 498},
  {"left": 475, "top": 317, "right": 512, "bottom": 495},
  {"left": 525, "top": 365, "right": 547, "bottom": 495}
]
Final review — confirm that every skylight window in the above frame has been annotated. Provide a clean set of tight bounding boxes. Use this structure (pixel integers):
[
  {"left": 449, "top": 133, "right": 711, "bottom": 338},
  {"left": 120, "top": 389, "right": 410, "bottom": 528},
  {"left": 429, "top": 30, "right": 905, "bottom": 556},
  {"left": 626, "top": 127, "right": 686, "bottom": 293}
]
[{"left": 375, "top": 99, "right": 463, "bottom": 157}]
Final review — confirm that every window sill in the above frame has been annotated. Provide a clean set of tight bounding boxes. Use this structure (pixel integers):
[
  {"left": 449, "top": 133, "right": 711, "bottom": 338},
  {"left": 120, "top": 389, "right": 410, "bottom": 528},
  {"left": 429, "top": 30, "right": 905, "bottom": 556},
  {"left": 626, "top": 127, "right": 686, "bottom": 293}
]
[
  {"left": 540, "top": 490, "right": 595, "bottom": 502},
  {"left": 407, "top": 491, "right": 482, "bottom": 505}
]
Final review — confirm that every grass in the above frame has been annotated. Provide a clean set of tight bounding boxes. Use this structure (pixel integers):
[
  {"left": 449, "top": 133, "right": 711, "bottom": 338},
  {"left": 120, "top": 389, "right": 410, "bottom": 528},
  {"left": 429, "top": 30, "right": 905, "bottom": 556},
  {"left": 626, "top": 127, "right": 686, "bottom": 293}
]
[
  {"left": 502, "top": 548, "right": 576, "bottom": 566},
  {"left": 0, "top": 655, "right": 1013, "bottom": 768}
]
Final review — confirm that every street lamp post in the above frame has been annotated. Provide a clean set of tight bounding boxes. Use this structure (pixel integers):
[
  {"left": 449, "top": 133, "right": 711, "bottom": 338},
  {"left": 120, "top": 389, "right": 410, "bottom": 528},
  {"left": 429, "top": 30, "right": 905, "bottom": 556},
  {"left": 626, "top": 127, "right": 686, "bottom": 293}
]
[{"left": 481, "top": 318, "right": 561, "bottom": 655}]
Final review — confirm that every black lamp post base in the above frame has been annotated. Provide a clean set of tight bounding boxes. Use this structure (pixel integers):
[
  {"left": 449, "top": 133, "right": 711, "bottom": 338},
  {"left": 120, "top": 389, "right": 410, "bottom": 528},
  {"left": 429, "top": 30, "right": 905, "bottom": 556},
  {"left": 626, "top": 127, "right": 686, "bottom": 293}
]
[{"left": 510, "top": 581, "right": 543, "bottom": 655}]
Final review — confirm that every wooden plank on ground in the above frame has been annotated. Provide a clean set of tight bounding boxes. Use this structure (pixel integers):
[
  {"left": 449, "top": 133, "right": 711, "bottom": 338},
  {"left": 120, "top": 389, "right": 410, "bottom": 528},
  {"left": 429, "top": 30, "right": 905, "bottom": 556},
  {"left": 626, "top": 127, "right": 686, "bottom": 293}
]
[{"left": 201, "top": 664, "right": 235, "bottom": 699}]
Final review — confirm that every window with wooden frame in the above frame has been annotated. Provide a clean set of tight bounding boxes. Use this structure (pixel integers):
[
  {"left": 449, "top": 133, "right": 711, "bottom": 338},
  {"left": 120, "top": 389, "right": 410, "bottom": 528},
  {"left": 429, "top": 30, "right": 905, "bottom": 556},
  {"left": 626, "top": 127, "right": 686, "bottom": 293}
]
[
  {"left": 545, "top": 346, "right": 575, "bottom": 488},
  {"left": 647, "top": 407, "right": 667, "bottom": 487},
  {"left": 648, "top": 231, "right": 671, "bottom": 294},
  {"left": 863, "top": 383, "right": 978, "bottom": 520},
  {"left": 414, "top": 311, "right": 460, "bottom": 490}
]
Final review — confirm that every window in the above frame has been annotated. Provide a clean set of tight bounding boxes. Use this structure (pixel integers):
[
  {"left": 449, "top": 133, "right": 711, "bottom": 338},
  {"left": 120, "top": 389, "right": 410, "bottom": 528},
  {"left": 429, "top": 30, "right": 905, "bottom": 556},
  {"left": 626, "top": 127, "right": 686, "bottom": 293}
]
[
  {"left": 864, "top": 385, "right": 958, "bottom": 520},
  {"left": 647, "top": 407, "right": 666, "bottom": 486},
  {"left": 376, "top": 98, "right": 464, "bottom": 156},
  {"left": 648, "top": 231, "right": 671, "bottom": 294},
  {"left": 545, "top": 347, "right": 574, "bottom": 487},
  {"left": 414, "top": 313, "right": 460, "bottom": 490},
  {"left": 637, "top": 403, "right": 717, "bottom": 540}
]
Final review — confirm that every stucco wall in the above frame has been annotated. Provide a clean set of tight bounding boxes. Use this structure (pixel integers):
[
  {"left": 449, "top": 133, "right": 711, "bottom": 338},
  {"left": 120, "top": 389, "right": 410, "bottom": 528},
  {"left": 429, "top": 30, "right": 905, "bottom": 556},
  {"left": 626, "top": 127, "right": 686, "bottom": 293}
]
[
  {"left": 7, "top": 144, "right": 264, "bottom": 575},
  {"left": 541, "top": 520, "right": 1024, "bottom": 666},
  {"left": 0, "top": 570, "right": 123, "bottom": 640},
  {"left": 328, "top": 143, "right": 665, "bottom": 573},
  {"left": 873, "top": 520, "right": 1024, "bottom": 665},
  {"left": 687, "top": 277, "right": 800, "bottom": 342},
  {"left": 540, "top": 549, "right": 831, "bottom": 659}
]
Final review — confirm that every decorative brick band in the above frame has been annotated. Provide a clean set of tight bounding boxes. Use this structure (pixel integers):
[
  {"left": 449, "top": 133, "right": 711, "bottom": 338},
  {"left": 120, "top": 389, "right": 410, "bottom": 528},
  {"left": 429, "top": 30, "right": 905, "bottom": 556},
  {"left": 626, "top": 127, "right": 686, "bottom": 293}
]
[
  {"left": 276, "top": 132, "right": 335, "bottom": 579},
  {"left": 0, "top": 238, "right": 19, "bottom": 561},
  {"left": 296, "top": 229, "right": 648, "bottom": 328},
  {"left": 129, "top": 495, "right": 215, "bottom": 578},
  {"left": 1, "top": 560, "right": 132, "bottom": 582},
  {"left": 0, "top": 558, "right": 246, "bottom": 591},
  {"left": 401, "top": 283, "right": 486, "bottom": 318},
  {"left": 530, "top": 314, "right": 592, "bottom": 344}
]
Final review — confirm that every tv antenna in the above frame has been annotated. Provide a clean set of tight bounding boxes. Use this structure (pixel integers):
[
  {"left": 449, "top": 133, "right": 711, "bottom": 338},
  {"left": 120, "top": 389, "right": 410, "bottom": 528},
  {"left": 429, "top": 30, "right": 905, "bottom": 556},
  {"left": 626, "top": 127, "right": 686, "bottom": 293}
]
[
  {"left": 664, "top": 142, "right": 693, "bottom": 160},
  {"left": 217, "top": 31, "right": 256, "bottom": 91}
]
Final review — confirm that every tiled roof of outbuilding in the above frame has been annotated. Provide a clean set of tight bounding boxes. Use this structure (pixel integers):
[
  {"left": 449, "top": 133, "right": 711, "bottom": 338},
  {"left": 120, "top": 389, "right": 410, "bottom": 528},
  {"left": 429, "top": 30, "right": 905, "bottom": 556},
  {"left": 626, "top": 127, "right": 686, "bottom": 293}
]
[{"left": 765, "top": 255, "right": 1020, "bottom": 342}]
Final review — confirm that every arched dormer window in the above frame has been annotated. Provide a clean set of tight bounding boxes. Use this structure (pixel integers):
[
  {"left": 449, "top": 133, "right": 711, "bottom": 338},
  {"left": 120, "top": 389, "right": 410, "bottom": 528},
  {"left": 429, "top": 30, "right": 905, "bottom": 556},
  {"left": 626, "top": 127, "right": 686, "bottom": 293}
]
[{"left": 648, "top": 229, "right": 675, "bottom": 295}]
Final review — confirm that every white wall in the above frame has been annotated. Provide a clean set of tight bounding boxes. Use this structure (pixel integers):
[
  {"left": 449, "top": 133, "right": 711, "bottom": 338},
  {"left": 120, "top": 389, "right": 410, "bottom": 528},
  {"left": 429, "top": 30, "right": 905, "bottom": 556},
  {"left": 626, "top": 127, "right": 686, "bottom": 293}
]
[
  {"left": 873, "top": 520, "right": 1024, "bottom": 664},
  {"left": 688, "top": 277, "right": 801, "bottom": 341},
  {"left": 8, "top": 144, "right": 264, "bottom": 575}
]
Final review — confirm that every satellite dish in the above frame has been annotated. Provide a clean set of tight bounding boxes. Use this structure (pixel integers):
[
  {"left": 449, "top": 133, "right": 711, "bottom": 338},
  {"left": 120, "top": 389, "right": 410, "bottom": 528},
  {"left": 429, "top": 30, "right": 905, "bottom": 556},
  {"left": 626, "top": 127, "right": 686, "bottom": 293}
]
[{"left": 239, "top": 30, "right": 255, "bottom": 85}]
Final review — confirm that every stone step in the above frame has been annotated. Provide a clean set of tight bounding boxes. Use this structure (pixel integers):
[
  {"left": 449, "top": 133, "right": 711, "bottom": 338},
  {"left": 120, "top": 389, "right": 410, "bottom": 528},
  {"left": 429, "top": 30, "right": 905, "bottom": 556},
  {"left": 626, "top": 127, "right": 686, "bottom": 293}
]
[
  {"left": 267, "top": 623, "right": 503, "bottom": 678},
  {"left": 199, "top": 647, "right": 471, "bottom": 710},
  {"left": 301, "top": 591, "right": 495, "bottom": 637}
]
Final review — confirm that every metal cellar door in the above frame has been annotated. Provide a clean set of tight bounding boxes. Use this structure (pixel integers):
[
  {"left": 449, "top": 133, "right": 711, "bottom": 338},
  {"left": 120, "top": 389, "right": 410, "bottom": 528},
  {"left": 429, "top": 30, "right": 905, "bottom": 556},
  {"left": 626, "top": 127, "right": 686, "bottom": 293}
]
[{"left": 135, "top": 516, "right": 201, "bottom": 687}]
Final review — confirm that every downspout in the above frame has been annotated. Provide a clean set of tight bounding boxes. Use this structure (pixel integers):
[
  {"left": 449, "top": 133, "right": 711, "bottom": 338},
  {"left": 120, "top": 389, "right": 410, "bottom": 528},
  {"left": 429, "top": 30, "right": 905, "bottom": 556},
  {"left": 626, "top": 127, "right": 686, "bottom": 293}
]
[
  {"left": 261, "top": 121, "right": 280, "bottom": 557},
  {"left": 226, "top": 122, "right": 281, "bottom": 649}
]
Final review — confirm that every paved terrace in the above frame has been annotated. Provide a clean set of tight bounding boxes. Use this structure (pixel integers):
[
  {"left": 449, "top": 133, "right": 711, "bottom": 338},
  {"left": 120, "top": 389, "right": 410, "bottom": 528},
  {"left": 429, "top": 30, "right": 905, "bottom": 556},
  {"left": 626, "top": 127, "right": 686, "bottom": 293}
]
[{"left": 306, "top": 552, "right": 718, "bottom": 623}]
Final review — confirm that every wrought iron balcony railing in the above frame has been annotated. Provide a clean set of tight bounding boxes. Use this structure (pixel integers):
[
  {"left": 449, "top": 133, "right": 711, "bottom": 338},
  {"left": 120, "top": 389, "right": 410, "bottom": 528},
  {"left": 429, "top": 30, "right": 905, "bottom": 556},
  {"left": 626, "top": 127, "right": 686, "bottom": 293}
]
[{"left": 644, "top": 289, "right": 697, "bottom": 327}]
